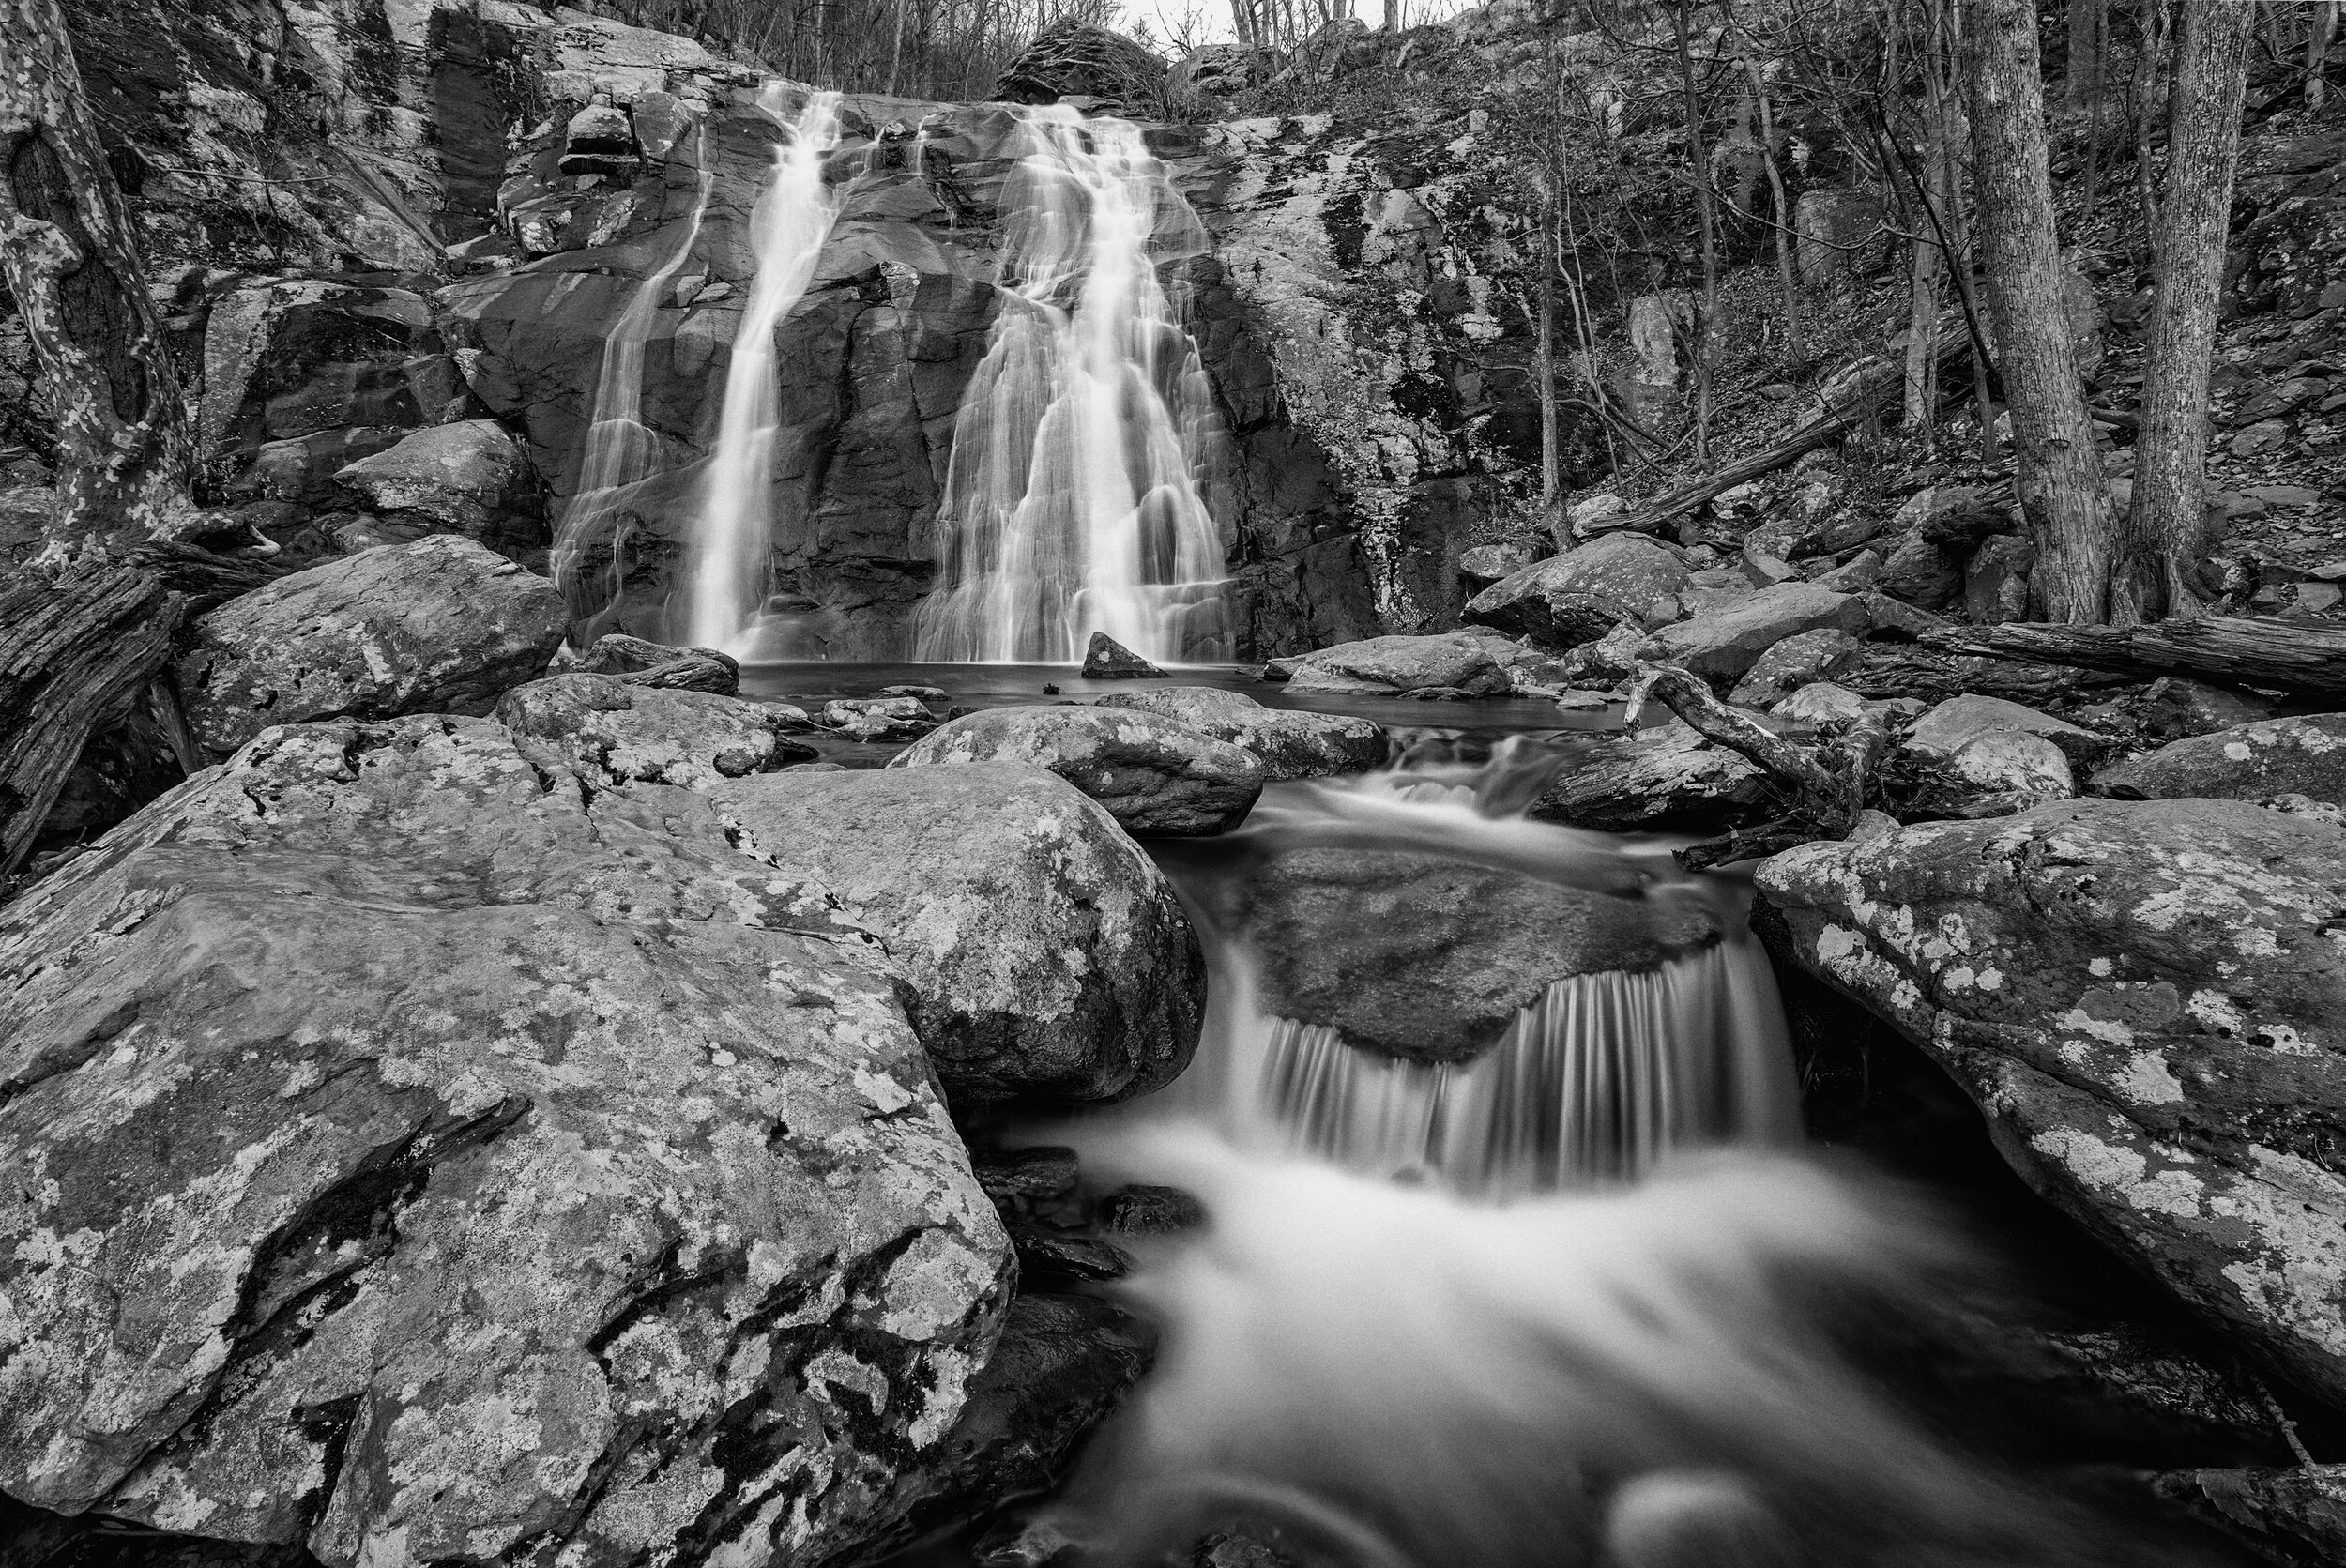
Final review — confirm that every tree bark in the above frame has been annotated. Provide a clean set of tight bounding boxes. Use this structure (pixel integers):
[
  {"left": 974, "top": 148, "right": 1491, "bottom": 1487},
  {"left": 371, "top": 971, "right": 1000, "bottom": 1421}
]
[
  {"left": 2309, "top": 2, "right": 2335, "bottom": 114},
  {"left": 2066, "top": 0, "right": 2105, "bottom": 111},
  {"left": 1923, "top": 617, "right": 2346, "bottom": 701},
  {"left": 1, "top": 0, "right": 198, "bottom": 549},
  {"left": 1673, "top": 0, "right": 1719, "bottom": 465},
  {"left": 1960, "top": 0, "right": 2115, "bottom": 623},
  {"left": 2111, "top": 0, "right": 2251, "bottom": 624}
]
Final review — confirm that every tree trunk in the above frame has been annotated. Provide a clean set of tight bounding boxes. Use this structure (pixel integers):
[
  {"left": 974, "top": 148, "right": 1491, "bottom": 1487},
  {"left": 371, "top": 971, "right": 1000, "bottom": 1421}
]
[
  {"left": 1737, "top": 43, "right": 1803, "bottom": 365},
  {"left": 1960, "top": 0, "right": 2115, "bottom": 623},
  {"left": 2311, "top": 1, "right": 2337, "bottom": 111},
  {"left": 1924, "top": 617, "right": 2346, "bottom": 701},
  {"left": 2066, "top": 0, "right": 2105, "bottom": 111},
  {"left": 0, "top": 0, "right": 198, "bottom": 549},
  {"left": 2112, "top": 0, "right": 2251, "bottom": 624},
  {"left": 1673, "top": 0, "right": 1718, "bottom": 465}
]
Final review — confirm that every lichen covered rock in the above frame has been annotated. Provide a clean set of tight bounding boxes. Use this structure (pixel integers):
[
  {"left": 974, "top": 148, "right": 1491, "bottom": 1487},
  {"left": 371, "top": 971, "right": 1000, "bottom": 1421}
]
[
  {"left": 2096, "top": 714, "right": 2346, "bottom": 806},
  {"left": 1464, "top": 532, "right": 1690, "bottom": 648},
  {"left": 890, "top": 706, "right": 1263, "bottom": 836},
  {"left": 495, "top": 672, "right": 816, "bottom": 787},
  {"left": 0, "top": 716, "right": 1013, "bottom": 1568},
  {"left": 1090, "top": 685, "right": 1385, "bottom": 781}
]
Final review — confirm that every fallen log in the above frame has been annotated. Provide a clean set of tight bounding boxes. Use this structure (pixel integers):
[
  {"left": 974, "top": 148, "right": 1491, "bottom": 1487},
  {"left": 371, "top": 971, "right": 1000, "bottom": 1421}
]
[
  {"left": 1922, "top": 616, "right": 2346, "bottom": 702},
  {"left": 0, "top": 563, "right": 186, "bottom": 873}
]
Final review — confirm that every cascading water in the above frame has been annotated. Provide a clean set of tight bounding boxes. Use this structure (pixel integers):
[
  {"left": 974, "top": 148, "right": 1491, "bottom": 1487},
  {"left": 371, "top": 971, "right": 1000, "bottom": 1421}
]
[
  {"left": 910, "top": 104, "right": 1234, "bottom": 665},
  {"left": 678, "top": 86, "right": 845, "bottom": 655},
  {"left": 550, "top": 124, "right": 715, "bottom": 639}
]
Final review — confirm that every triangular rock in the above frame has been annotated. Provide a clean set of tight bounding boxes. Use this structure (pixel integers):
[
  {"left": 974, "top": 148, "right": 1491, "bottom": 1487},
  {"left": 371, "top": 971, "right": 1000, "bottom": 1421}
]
[{"left": 1082, "top": 631, "right": 1166, "bottom": 679}]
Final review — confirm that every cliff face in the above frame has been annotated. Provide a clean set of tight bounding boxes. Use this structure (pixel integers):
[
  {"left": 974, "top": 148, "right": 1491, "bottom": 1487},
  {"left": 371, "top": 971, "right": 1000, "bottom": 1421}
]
[{"left": 41, "top": 0, "right": 1575, "bottom": 658}]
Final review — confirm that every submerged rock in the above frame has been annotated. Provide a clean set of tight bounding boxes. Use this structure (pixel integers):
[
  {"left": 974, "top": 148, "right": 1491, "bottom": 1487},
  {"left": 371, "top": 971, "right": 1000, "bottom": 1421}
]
[
  {"left": 1464, "top": 533, "right": 1690, "bottom": 648},
  {"left": 175, "top": 535, "right": 565, "bottom": 754},
  {"left": 710, "top": 765, "right": 1203, "bottom": 1104},
  {"left": 1759, "top": 799, "right": 2346, "bottom": 1406},
  {"left": 1090, "top": 685, "right": 1384, "bottom": 781},
  {"left": 495, "top": 673, "right": 816, "bottom": 787},
  {"left": 1082, "top": 631, "right": 1167, "bottom": 678},
  {"left": 2095, "top": 714, "right": 2346, "bottom": 805},
  {"left": 0, "top": 716, "right": 1012, "bottom": 1568},
  {"left": 891, "top": 705, "right": 1264, "bottom": 836}
]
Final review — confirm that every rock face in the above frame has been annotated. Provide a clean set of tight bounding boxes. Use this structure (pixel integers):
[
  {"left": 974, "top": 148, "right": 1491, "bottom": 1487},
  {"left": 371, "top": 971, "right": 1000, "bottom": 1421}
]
[
  {"left": 708, "top": 765, "right": 1205, "bottom": 1104},
  {"left": 1759, "top": 799, "right": 2346, "bottom": 1406},
  {"left": 1464, "top": 532, "right": 1690, "bottom": 647},
  {"left": 176, "top": 536, "right": 566, "bottom": 754},
  {"left": 332, "top": 419, "right": 545, "bottom": 556},
  {"left": 1219, "top": 848, "right": 1722, "bottom": 1060},
  {"left": 1090, "top": 685, "right": 1384, "bottom": 781},
  {"left": 2096, "top": 715, "right": 2346, "bottom": 806},
  {"left": 1267, "top": 632, "right": 1509, "bottom": 694},
  {"left": 0, "top": 716, "right": 1013, "bottom": 1568},
  {"left": 495, "top": 673, "right": 816, "bottom": 787},
  {"left": 891, "top": 706, "right": 1264, "bottom": 836}
]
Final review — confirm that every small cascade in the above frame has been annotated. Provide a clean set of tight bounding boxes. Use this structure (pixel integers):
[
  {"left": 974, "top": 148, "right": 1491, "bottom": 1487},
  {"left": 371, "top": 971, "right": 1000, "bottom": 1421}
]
[
  {"left": 911, "top": 104, "right": 1233, "bottom": 665},
  {"left": 677, "top": 86, "right": 845, "bottom": 655},
  {"left": 551, "top": 125, "right": 715, "bottom": 640}
]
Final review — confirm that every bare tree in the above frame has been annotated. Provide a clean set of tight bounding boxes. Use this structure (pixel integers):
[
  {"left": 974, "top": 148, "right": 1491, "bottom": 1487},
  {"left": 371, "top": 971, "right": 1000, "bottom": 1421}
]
[
  {"left": 2112, "top": 0, "right": 2251, "bottom": 622},
  {"left": 1672, "top": 0, "right": 1720, "bottom": 465},
  {"left": 1, "top": 0, "right": 199, "bottom": 548},
  {"left": 1959, "top": 0, "right": 2113, "bottom": 622}
]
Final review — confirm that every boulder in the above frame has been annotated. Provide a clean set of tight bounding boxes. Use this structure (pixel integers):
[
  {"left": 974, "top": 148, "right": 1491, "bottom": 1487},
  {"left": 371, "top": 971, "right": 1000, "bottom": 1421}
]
[
  {"left": 824, "top": 696, "right": 940, "bottom": 741},
  {"left": 176, "top": 536, "right": 566, "bottom": 754},
  {"left": 992, "top": 20, "right": 1168, "bottom": 112},
  {"left": 1948, "top": 731, "right": 2076, "bottom": 800},
  {"left": 495, "top": 674, "right": 816, "bottom": 788},
  {"left": 0, "top": 715, "right": 1012, "bottom": 1568},
  {"left": 1758, "top": 799, "right": 2346, "bottom": 1405},
  {"left": 1964, "top": 534, "right": 2035, "bottom": 624},
  {"left": 1878, "top": 532, "right": 1963, "bottom": 610},
  {"left": 332, "top": 419, "right": 544, "bottom": 555},
  {"left": 1906, "top": 693, "right": 2105, "bottom": 766},
  {"left": 1727, "top": 628, "right": 1865, "bottom": 708},
  {"left": 1082, "top": 631, "right": 1165, "bottom": 679},
  {"left": 1530, "top": 721, "right": 1771, "bottom": 832},
  {"left": 1773, "top": 681, "right": 1872, "bottom": 728},
  {"left": 1463, "top": 533, "right": 1690, "bottom": 648},
  {"left": 574, "top": 632, "right": 739, "bottom": 693},
  {"left": 1639, "top": 583, "right": 1872, "bottom": 685},
  {"left": 2142, "top": 677, "right": 2277, "bottom": 740},
  {"left": 708, "top": 765, "right": 1204, "bottom": 1104},
  {"left": 2150, "top": 1465, "right": 2346, "bottom": 1566},
  {"left": 2096, "top": 716, "right": 2346, "bottom": 806},
  {"left": 1267, "top": 632, "right": 1510, "bottom": 695},
  {"left": 1215, "top": 847, "right": 1723, "bottom": 1061},
  {"left": 891, "top": 706, "right": 1264, "bottom": 836},
  {"left": 1090, "top": 685, "right": 1384, "bottom": 781},
  {"left": 1457, "top": 541, "right": 1534, "bottom": 590}
]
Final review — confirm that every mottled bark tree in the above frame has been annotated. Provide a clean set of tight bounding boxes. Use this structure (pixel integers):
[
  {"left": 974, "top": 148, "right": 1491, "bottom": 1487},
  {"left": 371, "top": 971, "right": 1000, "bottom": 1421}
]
[
  {"left": 1, "top": 0, "right": 197, "bottom": 548},
  {"left": 1960, "top": 0, "right": 2114, "bottom": 622},
  {"left": 2112, "top": 0, "right": 2251, "bottom": 622}
]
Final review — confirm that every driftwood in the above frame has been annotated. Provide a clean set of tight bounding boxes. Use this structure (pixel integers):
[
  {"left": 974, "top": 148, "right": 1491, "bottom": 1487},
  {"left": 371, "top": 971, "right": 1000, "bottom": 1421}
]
[
  {"left": 0, "top": 564, "right": 186, "bottom": 872},
  {"left": 1923, "top": 617, "right": 2346, "bottom": 702}
]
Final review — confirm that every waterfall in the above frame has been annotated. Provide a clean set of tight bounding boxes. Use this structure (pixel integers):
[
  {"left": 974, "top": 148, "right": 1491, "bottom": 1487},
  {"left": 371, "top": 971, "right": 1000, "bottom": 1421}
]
[
  {"left": 911, "top": 104, "right": 1234, "bottom": 665},
  {"left": 550, "top": 124, "right": 714, "bottom": 640},
  {"left": 678, "top": 86, "right": 845, "bottom": 655}
]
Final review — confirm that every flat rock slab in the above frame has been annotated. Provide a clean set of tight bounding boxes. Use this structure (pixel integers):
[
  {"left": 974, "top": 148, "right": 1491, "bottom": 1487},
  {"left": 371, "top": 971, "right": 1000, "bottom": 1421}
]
[
  {"left": 496, "top": 673, "right": 815, "bottom": 787},
  {"left": 2097, "top": 714, "right": 2346, "bottom": 806},
  {"left": 890, "top": 706, "right": 1264, "bottom": 836},
  {"left": 176, "top": 535, "right": 565, "bottom": 754},
  {"left": 1759, "top": 799, "right": 2346, "bottom": 1406},
  {"left": 0, "top": 716, "right": 1011, "bottom": 1568},
  {"left": 709, "top": 764, "right": 1204, "bottom": 1104},
  {"left": 1090, "top": 686, "right": 1385, "bottom": 781}
]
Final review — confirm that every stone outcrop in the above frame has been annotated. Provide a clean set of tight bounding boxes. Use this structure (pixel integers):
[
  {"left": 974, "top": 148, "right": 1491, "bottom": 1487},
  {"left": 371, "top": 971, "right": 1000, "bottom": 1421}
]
[
  {"left": 891, "top": 706, "right": 1264, "bottom": 835},
  {"left": 495, "top": 672, "right": 816, "bottom": 787},
  {"left": 709, "top": 764, "right": 1205, "bottom": 1104},
  {"left": 0, "top": 715, "right": 1012, "bottom": 1568},
  {"left": 175, "top": 536, "right": 566, "bottom": 754},
  {"left": 1760, "top": 799, "right": 2346, "bottom": 1406},
  {"left": 1090, "top": 685, "right": 1385, "bottom": 781}
]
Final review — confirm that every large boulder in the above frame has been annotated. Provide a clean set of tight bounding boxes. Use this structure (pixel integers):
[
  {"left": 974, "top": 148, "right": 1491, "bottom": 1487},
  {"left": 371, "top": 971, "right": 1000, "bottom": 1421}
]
[
  {"left": 333, "top": 420, "right": 544, "bottom": 556},
  {"left": 1090, "top": 686, "right": 1384, "bottom": 781},
  {"left": 890, "top": 706, "right": 1263, "bottom": 836},
  {"left": 0, "top": 716, "right": 1013, "bottom": 1568},
  {"left": 1463, "top": 533, "right": 1690, "bottom": 648},
  {"left": 1906, "top": 693, "right": 2105, "bottom": 766},
  {"left": 1759, "top": 799, "right": 2346, "bottom": 1406},
  {"left": 1531, "top": 721, "right": 1771, "bottom": 832},
  {"left": 1267, "top": 632, "right": 1509, "bottom": 695},
  {"left": 2095, "top": 715, "right": 2346, "bottom": 806},
  {"left": 1212, "top": 848, "right": 1723, "bottom": 1061},
  {"left": 1639, "top": 583, "right": 1871, "bottom": 684},
  {"left": 176, "top": 537, "right": 565, "bottom": 754},
  {"left": 495, "top": 674, "right": 816, "bottom": 788},
  {"left": 992, "top": 20, "right": 1168, "bottom": 112},
  {"left": 708, "top": 765, "right": 1204, "bottom": 1104}
]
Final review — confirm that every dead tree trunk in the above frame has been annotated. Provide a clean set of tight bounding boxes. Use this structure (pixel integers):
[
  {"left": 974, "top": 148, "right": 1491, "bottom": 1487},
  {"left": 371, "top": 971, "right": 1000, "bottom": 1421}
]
[
  {"left": 1, "top": 0, "right": 200, "bottom": 548},
  {"left": 0, "top": 563, "right": 185, "bottom": 872},
  {"left": 1960, "top": 0, "right": 2116, "bottom": 622},
  {"left": 2112, "top": 0, "right": 2252, "bottom": 624},
  {"left": 1923, "top": 617, "right": 2346, "bottom": 701}
]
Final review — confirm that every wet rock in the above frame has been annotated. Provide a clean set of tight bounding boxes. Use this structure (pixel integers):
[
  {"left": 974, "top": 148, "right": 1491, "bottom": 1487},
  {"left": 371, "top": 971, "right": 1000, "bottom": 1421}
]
[
  {"left": 1727, "top": 628, "right": 1865, "bottom": 708},
  {"left": 332, "top": 420, "right": 544, "bottom": 556},
  {"left": 1639, "top": 583, "right": 1872, "bottom": 685},
  {"left": 1218, "top": 846, "right": 1722, "bottom": 1061},
  {"left": 573, "top": 632, "right": 740, "bottom": 693},
  {"left": 2095, "top": 715, "right": 2346, "bottom": 806},
  {"left": 495, "top": 673, "right": 816, "bottom": 787},
  {"left": 1464, "top": 533, "right": 1690, "bottom": 648},
  {"left": 1012, "top": 1226, "right": 1132, "bottom": 1282},
  {"left": 892, "top": 706, "right": 1265, "bottom": 836},
  {"left": 1531, "top": 720, "right": 1772, "bottom": 831},
  {"left": 974, "top": 1146, "right": 1081, "bottom": 1216},
  {"left": 1099, "top": 1183, "right": 1208, "bottom": 1235},
  {"left": 710, "top": 764, "right": 1203, "bottom": 1104},
  {"left": 2148, "top": 1465, "right": 2346, "bottom": 1566},
  {"left": 175, "top": 536, "right": 565, "bottom": 754},
  {"left": 1268, "top": 632, "right": 1511, "bottom": 695},
  {"left": 1759, "top": 799, "right": 2346, "bottom": 1406},
  {"left": 1082, "top": 631, "right": 1166, "bottom": 678},
  {"left": 2142, "top": 677, "right": 2278, "bottom": 740},
  {"left": 0, "top": 716, "right": 1012, "bottom": 1568},
  {"left": 1090, "top": 685, "right": 1384, "bottom": 781},
  {"left": 1906, "top": 693, "right": 2105, "bottom": 767}
]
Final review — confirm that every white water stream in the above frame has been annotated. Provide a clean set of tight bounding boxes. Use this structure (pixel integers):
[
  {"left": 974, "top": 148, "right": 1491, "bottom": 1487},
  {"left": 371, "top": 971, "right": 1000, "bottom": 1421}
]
[{"left": 911, "top": 105, "right": 1234, "bottom": 665}]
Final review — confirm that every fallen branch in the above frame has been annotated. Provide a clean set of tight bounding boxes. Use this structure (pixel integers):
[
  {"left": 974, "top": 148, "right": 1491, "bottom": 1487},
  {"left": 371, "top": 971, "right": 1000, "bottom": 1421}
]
[{"left": 1922, "top": 617, "right": 2346, "bottom": 702}]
